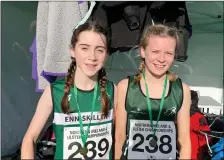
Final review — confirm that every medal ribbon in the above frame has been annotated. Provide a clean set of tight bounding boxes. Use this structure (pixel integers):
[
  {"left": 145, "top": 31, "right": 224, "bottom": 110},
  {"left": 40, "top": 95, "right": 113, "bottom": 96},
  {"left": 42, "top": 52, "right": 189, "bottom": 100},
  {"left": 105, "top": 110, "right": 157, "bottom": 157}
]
[
  {"left": 142, "top": 72, "right": 168, "bottom": 139},
  {"left": 74, "top": 82, "right": 98, "bottom": 148}
]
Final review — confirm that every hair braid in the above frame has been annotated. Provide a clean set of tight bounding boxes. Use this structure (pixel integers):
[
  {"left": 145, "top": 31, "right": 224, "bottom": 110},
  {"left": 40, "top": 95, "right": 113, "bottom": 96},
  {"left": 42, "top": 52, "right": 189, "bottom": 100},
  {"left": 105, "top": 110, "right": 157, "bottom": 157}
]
[
  {"left": 61, "top": 58, "right": 76, "bottom": 114},
  {"left": 167, "top": 71, "right": 178, "bottom": 81},
  {"left": 134, "top": 59, "right": 145, "bottom": 83},
  {"left": 98, "top": 68, "right": 110, "bottom": 117}
]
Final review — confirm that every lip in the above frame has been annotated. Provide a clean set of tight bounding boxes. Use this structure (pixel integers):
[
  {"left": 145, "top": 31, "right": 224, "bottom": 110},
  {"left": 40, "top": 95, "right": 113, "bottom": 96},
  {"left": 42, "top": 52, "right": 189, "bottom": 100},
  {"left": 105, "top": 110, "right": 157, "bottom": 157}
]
[
  {"left": 85, "top": 64, "right": 97, "bottom": 69},
  {"left": 154, "top": 64, "right": 166, "bottom": 68}
]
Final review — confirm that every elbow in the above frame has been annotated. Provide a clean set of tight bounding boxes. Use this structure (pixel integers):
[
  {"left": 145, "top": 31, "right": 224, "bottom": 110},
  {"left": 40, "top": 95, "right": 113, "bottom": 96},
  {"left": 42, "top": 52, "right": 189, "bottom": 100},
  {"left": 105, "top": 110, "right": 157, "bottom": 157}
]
[
  {"left": 178, "top": 138, "right": 191, "bottom": 158},
  {"left": 178, "top": 137, "right": 191, "bottom": 148},
  {"left": 21, "top": 135, "right": 36, "bottom": 159},
  {"left": 22, "top": 134, "right": 37, "bottom": 147}
]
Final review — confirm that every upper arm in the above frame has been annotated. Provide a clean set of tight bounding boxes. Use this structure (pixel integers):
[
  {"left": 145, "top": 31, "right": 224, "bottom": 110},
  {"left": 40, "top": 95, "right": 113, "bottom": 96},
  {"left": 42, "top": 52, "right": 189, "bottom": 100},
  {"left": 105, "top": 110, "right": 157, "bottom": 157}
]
[
  {"left": 177, "top": 82, "right": 191, "bottom": 143},
  {"left": 115, "top": 78, "right": 129, "bottom": 137},
  {"left": 113, "top": 84, "right": 117, "bottom": 120},
  {"left": 23, "top": 85, "right": 53, "bottom": 143}
]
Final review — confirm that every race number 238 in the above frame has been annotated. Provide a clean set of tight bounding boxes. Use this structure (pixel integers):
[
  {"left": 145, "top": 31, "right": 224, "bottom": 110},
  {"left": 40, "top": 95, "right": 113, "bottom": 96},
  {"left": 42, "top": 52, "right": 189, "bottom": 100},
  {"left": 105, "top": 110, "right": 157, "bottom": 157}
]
[
  {"left": 128, "top": 120, "right": 176, "bottom": 159},
  {"left": 132, "top": 133, "right": 172, "bottom": 154}
]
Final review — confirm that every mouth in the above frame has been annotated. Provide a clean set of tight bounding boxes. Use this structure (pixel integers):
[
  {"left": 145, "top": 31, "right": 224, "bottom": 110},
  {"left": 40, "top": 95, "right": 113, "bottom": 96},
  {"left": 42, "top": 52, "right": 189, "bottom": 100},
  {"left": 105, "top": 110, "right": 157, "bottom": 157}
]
[
  {"left": 154, "top": 64, "right": 166, "bottom": 68},
  {"left": 85, "top": 64, "right": 97, "bottom": 69}
]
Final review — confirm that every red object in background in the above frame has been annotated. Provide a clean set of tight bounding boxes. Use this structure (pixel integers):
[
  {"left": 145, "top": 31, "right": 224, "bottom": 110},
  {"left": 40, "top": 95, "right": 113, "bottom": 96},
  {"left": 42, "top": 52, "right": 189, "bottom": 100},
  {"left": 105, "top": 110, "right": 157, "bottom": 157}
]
[{"left": 190, "top": 112, "right": 211, "bottom": 160}]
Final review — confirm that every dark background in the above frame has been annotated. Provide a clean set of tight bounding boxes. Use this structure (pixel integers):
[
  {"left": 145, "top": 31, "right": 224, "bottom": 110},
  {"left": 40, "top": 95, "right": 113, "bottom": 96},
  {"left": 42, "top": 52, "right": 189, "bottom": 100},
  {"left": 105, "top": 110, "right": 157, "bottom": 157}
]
[{"left": 1, "top": 2, "right": 40, "bottom": 156}]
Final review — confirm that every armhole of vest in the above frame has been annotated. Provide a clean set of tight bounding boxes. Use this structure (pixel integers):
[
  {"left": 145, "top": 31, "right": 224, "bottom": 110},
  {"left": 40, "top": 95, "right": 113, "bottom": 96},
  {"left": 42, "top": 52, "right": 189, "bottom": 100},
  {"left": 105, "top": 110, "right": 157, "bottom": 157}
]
[
  {"left": 111, "top": 81, "right": 115, "bottom": 111},
  {"left": 50, "top": 84, "right": 55, "bottom": 114},
  {"left": 124, "top": 76, "right": 131, "bottom": 111},
  {"left": 177, "top": 78, "right": 184, "bottom": 113}
]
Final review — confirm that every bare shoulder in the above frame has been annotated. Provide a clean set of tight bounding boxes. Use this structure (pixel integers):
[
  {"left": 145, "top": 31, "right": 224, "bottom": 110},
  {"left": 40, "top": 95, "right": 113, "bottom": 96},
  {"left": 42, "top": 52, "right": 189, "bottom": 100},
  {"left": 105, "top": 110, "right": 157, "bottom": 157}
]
[
  {"left": 38, "top": 85, "right": 53, "bottom": 109},
  {"left": 40, "top": 85, "right": 52, "bottom": 98},
  {"left": 117, "top": 78, "right": 129, "bottom": 91},
  {"left": 180, "top": 82, "right": 191, "bottom": 110},
  {"left": 181, "top": 82, "right": 191, "bottom": 97},
  {"left": 43, "top": 85, "right": 52, "bottom": 96},
  {"left": 182, "top": 82, "right": 190, "bottom": 92},
  {"left": 113, "top": 83, "right": 117, "bottom": 92},
  {"left": 116, "top": 78, "right": 129, "bottom": 109}
]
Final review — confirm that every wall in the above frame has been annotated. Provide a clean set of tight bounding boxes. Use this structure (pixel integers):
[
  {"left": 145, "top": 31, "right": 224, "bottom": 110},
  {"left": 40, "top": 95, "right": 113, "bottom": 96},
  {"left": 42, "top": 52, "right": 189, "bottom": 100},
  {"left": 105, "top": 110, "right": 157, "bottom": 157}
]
[{"left": 1, "top": 2, "right": 40, "bottom": 156}]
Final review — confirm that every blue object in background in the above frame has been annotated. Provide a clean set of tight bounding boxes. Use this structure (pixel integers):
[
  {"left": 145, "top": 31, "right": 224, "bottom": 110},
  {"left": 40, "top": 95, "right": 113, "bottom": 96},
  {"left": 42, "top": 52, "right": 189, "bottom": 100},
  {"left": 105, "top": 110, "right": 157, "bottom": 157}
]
[{"left": 211, "top": 138, "right": 224, "bottom": 160}]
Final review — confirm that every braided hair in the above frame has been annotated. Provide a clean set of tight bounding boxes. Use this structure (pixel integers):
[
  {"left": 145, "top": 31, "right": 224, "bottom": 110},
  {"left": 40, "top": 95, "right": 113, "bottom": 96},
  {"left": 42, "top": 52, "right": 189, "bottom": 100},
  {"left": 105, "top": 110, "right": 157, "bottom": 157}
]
[{"left": 61, "top": 20, "right": 110, "bottom": 117}]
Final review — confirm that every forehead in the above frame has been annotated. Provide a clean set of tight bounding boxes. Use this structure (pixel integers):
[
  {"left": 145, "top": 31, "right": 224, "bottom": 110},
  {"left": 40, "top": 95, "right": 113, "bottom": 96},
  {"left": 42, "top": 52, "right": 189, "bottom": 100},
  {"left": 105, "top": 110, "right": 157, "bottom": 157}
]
[
  {"left": 147, "top": 35, "right": 176, "bottom": 49},
  {"left": 77, "top": 30, "right": 106, "bottom": 47}
]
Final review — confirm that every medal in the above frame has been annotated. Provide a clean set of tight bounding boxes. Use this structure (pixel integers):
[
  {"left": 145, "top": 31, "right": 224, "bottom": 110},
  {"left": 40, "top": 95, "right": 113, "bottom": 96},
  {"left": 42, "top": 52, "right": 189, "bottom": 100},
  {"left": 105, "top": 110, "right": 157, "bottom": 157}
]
[
  {"left": 74, "top": 82, "right": 98, "bottom": 157},
  {"left": 143, "top": 72, "right": 168, "bottom": 147},
  {"left": 79, "top": 147, "right": 88, "bottom": 156},
  {"left": 149, "top": 138, "right": 157, "bottom": 147}
]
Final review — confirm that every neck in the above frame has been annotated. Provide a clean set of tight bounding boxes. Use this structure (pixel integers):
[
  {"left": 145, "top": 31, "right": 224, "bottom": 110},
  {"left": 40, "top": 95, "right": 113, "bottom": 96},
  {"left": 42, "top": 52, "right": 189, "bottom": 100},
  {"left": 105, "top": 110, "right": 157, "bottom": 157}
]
[
  {"left": 74, "top": 66, "right": 98, "bottom": 90},
  {"left": 144, "top": 68, "right": 167, "bottom": 85}
]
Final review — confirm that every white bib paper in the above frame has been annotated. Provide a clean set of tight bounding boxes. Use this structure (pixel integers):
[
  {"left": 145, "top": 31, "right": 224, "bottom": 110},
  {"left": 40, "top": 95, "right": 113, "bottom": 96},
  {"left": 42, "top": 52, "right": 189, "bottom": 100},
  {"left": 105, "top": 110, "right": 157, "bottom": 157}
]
[
  {"left": 63, "top": 123, "right": 112, "bottom": 159},
  {"left": 128, "top": 120, "right": 176, "bottom": 159}
]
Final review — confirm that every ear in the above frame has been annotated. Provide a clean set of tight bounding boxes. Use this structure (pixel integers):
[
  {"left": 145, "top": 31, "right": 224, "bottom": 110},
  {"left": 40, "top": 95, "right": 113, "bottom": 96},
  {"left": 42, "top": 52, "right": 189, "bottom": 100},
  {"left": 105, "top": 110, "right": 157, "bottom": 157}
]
[
  {"left": 140, "top": 47, "right": 146, "bottom": 59},
  {"left": 105, "top": 52, "right": 109, "bottom": 60},
  {"left": 70, "top": 47, "right": 75, "bottom": 58},
  {"left": 103, "top": 51, "right": 109, "bottom": 63}
]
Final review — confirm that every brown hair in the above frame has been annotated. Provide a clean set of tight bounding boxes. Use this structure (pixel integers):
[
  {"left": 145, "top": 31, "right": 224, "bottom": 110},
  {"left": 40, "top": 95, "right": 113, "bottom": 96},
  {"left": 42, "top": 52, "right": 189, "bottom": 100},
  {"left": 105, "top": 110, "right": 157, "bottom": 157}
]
[
  {"left": 134, "top": 24, "right": 179, "bottom": 83},
  {"left": 61, "top": 20, "right": 110, "bottom": 117}
]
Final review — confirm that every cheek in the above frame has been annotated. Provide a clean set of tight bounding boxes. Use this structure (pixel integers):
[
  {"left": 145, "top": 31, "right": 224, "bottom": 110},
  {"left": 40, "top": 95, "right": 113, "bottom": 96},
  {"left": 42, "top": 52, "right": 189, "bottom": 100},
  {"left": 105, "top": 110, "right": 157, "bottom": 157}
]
[
  {"left": 75, "top": 52, "right": 86, "bottom": 64},
  {"left": 166, "top": 56, "right": 174, "bottom": 65},
  {"left": 145, "top": 53, "right": 155, "bottom": 62}
]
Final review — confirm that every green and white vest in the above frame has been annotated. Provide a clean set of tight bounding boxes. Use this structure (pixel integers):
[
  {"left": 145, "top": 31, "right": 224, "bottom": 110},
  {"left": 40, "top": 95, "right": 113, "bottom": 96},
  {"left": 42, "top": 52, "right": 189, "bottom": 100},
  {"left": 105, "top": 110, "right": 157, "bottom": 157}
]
[{"left": 51, "top": 79, "right": 115, "bottom": 160}]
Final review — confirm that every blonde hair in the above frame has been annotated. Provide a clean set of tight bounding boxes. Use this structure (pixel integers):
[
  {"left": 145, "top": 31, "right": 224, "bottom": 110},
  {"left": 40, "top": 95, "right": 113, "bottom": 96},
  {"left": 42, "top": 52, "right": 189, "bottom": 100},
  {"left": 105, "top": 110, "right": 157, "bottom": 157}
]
[{"left": 134, "top": 24, "right": 179, "bottom": 83}]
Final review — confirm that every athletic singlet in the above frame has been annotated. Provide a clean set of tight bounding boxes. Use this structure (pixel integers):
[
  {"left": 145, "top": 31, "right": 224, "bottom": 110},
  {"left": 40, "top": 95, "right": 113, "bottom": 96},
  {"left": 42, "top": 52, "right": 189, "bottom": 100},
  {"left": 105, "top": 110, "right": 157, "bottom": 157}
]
[
  {"left": 121, "top": 75, "right": 183, "bottom": 160},
  {"left": 51, "top": 79, "right": 115, "bottom": 160}
]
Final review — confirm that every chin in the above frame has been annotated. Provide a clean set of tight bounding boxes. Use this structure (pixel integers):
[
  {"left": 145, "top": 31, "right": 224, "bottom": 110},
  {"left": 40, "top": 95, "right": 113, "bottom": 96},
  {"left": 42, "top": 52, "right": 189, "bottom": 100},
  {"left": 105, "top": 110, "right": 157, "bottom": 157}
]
[
  {"left": 82, "top": 65, "right": 102, "bottom": 77},
  {"left": 83, "top": 67, "right": 101, "bottom": 78},
  {"left": 149, "top": 69, "right": 168, "bottom": 79},
  {"left": 83, "top": 71, "right": 98, "bottom": 78}
]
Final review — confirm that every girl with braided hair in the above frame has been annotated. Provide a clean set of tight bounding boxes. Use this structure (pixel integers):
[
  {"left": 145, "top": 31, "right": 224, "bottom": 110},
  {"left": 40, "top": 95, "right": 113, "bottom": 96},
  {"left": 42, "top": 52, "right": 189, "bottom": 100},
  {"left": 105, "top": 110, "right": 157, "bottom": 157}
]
[
  {"left": 115, "top": 24, "right": 191, "bottom": 160},
  {"left": 21, "top": 20, "right": 117, "bottom": 160}
]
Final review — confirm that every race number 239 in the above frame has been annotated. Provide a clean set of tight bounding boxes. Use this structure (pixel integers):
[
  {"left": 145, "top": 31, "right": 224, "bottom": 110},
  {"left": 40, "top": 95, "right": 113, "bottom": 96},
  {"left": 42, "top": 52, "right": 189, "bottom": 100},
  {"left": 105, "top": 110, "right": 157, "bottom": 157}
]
[
  {"left": 67, "top": 138, "right": 109, "bottom": 160},
  {"left": 128, "top": 120, "right": 176, "bottom": 159},
  {"left": 63, "top": 124, "right": 112, "bottom": 160}
]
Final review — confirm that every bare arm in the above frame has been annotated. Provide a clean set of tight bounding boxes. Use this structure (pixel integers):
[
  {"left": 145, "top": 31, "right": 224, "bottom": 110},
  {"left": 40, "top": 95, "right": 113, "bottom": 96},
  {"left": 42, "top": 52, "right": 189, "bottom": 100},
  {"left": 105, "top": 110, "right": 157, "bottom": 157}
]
[
  {"left": 21, "top": 85, "right": 53, "bottom": 159},
  {"left": 113, "top": 84, "right": 117, "bottom": 123},
  {"left": 177, "top": 83, "right": 191, "bottom": 159},
  {"left": 115, "top": 79, "right": 128, "bottom": 159}
]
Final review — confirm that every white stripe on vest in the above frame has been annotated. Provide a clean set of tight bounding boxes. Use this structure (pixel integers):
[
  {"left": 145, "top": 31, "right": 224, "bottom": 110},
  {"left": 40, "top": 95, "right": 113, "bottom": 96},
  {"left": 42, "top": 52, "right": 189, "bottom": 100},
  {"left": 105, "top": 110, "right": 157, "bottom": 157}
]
[{"left": 53, "top": 109, "right": 113, "bottom": 125}]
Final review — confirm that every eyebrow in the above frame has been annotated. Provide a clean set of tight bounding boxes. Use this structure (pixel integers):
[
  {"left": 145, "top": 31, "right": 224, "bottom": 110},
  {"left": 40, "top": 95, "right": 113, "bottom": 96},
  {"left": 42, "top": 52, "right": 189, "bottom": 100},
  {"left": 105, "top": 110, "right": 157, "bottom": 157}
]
[{"left": 78, "top": 44, "right": 106, "bottom": 49}]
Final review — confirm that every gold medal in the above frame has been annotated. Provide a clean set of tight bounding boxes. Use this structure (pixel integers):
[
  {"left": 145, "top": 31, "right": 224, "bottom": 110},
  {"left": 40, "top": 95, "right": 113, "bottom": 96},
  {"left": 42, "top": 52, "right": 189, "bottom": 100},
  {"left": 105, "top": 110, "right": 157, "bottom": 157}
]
[
  {"left": 149, "top": 138, "right": 157, "bottom": 147},
  {"left": 79, "top": 147, "right": 88, "bottom": 156}
]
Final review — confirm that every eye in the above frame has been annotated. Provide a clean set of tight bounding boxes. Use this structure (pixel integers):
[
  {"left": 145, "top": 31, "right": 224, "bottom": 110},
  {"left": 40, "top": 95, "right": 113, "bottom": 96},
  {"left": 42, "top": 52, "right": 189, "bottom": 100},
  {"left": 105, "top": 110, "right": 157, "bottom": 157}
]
[
  {"left": 166, "top": 52, "right": 174, "bottom": 55},
  {"left": 152, "top": 50, "right": 159, "bottom": 54},
  {"left": 98, "top": 50, "right": 104, "bottom": 53},
  {"left": 96, "top": 49, "right": 105, "bottom": 53},
  {"left": 81, "top": 47, "right": 88, "bottom": 51}
]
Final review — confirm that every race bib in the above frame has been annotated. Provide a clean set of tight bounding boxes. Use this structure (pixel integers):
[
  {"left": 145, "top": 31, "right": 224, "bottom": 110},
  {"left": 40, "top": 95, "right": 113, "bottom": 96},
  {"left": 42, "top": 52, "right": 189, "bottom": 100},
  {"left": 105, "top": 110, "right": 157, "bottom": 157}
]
[
  {"left": 128, "top": 120, "right": 176, "bottom": 159},
  {"left": 63, "top": 123, "right": 112, "bottom": 160}
]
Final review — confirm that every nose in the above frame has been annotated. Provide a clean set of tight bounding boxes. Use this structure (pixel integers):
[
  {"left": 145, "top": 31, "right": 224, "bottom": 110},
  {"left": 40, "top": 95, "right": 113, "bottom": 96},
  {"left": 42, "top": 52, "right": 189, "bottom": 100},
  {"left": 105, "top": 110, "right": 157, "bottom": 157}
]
[
  {"left": 88, "top": 50, "right": 97, "bottom": 61},
  {"left": 158, "top": 52, "right": 165, "bottom": 63}
]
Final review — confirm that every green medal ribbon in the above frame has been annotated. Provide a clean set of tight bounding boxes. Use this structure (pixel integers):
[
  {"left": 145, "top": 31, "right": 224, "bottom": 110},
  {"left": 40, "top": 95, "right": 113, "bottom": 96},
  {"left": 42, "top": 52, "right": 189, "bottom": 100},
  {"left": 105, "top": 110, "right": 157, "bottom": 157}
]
[
  {"left": 73, "top": 82, "right": 98, "bottom": 156},
  {"left": 142, "top": 72, "right": 168, "bottom": 147}
]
